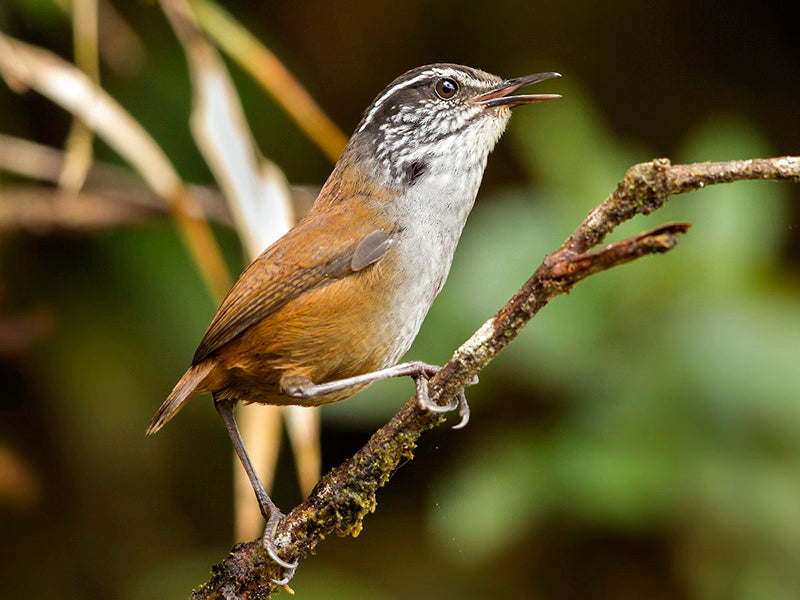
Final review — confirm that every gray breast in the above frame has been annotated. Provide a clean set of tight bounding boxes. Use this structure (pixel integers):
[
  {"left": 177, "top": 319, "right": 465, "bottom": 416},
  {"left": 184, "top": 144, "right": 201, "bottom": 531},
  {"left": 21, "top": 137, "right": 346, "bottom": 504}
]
[{"left": 374, "top": 158, "right": 484, "bottom": 365}]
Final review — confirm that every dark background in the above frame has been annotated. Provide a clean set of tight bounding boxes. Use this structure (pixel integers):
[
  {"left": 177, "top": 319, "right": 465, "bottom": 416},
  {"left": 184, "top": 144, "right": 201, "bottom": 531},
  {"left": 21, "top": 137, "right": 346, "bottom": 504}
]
[{"left": 2, "top": 1, "right": 799, "bottom": 598}]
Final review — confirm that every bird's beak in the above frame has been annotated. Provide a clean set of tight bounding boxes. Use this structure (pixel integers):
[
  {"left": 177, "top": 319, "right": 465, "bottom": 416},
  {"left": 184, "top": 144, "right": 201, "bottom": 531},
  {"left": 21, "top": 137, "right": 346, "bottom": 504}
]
[{"left": 473, "top": 72, "right": 562, "bottom": 108}]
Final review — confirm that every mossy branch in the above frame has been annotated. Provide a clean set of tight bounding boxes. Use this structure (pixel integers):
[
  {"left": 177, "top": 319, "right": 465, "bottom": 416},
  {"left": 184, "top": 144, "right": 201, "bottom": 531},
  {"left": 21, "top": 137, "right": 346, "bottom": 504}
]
[{"left": 191, "top": 156, "right": 800, "bottom": 599}]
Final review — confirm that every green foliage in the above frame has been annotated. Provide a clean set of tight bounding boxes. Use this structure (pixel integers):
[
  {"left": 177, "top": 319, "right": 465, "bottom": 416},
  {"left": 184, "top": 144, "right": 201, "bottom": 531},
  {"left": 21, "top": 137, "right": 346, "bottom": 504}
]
[{"left": 7, "top": 0, "right": 63, "bottom": 28}]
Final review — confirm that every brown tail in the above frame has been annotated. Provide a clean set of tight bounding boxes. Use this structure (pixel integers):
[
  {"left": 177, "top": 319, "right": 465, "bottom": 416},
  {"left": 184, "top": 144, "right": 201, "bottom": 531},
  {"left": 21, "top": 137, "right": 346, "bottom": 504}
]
[{"left": 146, "top": 362, "right": 214, "bottom": 435}]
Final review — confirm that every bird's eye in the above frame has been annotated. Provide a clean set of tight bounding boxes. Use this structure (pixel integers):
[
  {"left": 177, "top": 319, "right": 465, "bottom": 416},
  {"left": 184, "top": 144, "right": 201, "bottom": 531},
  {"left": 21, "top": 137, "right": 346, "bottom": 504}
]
[{"left": 434, "top": 77, "right": 459, "bottom": 100}]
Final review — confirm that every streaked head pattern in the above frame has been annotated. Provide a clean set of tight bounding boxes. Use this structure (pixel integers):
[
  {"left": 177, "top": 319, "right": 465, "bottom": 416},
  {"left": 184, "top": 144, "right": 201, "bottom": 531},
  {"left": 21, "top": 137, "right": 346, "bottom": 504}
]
[{"left": 351, "top": 63, "right": 560, "bottom": 185}]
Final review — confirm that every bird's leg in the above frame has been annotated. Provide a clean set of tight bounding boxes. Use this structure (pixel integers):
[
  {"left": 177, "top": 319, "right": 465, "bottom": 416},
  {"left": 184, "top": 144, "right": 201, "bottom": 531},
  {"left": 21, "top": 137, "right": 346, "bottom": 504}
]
[
  {"left": 282, "top": 361, "right": 472, "bottom": 428},
  {"left": 213, "top": 397, "right": 298, "bottom": 572}
]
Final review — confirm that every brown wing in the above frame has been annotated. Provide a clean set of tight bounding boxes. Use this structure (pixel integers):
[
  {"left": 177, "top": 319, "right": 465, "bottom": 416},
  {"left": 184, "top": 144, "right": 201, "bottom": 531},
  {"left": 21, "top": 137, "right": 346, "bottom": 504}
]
[{"left": 192, "top": 218, "right": 393, "bottom": 365}]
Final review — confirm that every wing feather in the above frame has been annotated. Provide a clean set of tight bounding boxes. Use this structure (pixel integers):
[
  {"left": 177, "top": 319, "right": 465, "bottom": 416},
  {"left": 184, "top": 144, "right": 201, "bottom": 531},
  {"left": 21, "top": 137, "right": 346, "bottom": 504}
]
[{"left": 192, "top": 221, "right": 393, "bottom": 364}]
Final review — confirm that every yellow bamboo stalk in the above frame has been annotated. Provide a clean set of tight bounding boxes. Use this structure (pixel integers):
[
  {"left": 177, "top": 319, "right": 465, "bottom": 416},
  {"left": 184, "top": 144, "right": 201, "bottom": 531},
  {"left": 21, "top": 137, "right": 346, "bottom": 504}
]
[{"left": 59, "top": 0, "right": 100, "bottom": 192}]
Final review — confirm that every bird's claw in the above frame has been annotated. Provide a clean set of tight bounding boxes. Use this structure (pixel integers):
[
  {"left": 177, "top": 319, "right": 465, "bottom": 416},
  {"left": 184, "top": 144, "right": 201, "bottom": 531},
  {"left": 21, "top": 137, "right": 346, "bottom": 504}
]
[
  {"left": 414, "top": 375, "right": 458, "bottom": 413},
  {"left": 451, "top": 391, "right": 470, "bottom": 429},
  {"left": 270, "top": 567, "right": 297, "bottom": 587},
  {"left": 263, "top": 511, "right": 299, "bottom": 573},
  {"left": 267, "top": 545, "right": 298, "bottom": 571},
  {"left": 414, "top": 374, "right": 470, "bottom": 428}
]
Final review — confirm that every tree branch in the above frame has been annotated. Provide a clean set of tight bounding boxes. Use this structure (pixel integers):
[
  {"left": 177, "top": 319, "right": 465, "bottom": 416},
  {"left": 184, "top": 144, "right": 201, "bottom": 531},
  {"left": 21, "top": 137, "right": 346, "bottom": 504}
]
[{"left": 190, "top": 156, "right": 799, "bottom": 599}]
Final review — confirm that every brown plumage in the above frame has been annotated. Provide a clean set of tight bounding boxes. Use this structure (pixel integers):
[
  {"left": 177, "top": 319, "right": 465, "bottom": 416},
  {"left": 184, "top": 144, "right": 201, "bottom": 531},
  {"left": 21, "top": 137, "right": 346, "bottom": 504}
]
[{"left": 147, "top": 157, "right": 398, "bottom": 435}]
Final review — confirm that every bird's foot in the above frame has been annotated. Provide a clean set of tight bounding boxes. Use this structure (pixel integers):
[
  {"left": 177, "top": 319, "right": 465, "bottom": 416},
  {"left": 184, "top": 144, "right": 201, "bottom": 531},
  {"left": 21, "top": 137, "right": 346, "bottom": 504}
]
[
  {"left": 262, "top": 509, "right": 298, "bottom": 584},
  {"left": 413, "top": 368, "right": 472, "bottom": 429}
]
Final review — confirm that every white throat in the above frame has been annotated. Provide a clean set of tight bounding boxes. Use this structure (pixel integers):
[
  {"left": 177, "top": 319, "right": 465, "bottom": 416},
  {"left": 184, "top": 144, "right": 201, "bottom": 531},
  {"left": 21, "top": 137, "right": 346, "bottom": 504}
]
[{"left": 374, "top": 141, "right": 498, "bottom": 366}]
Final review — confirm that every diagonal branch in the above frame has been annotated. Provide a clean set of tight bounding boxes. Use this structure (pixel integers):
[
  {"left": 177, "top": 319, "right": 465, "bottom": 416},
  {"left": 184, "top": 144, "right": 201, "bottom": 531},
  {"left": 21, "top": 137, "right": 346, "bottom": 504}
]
[{"left": 190, "top": 156, "right": 799, "bottom": 599}]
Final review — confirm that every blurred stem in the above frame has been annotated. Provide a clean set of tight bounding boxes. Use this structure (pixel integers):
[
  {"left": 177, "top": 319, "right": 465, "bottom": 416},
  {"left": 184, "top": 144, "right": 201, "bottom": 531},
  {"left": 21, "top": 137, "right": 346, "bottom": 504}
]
[
  {"left": 189, "top": 0, "right": 348, "bottom": 162},
  {"left": 59, "top": 0, "right": 99, "bottom": 192},
  {"left": 52, "top": 0, "right": 146, "bottom": 75},
  {"left": 0, "top": 133, "right": 320, "bottom": 231},
  {"left": 0, "top": 133, "right": 233, "bottom": 224},
  {"left": 71, "top": 0, "right": 100, "bottom": 83}
]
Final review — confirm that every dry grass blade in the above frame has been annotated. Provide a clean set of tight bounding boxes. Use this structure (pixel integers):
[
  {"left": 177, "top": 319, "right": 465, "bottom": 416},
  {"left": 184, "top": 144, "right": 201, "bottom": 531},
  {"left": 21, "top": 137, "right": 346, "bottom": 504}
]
[
  {"left": 0, "top": 133, "right": 231, "bottom": 229},
  {"left": 50, "top": 0, "right": 146, "bottom": 75},
  {"left": 161, "top": 0, "right": 321, "bottom": 541},
  {"left": 285, "top": 406, "right": 321, "bottom": 497},
  {"left": 0, "top": 133, "right": 318, "bottom": 230},
  {"left": 161, "top": 0, "right": 294, "bottom": 257},
  {"left": 0, "top": 134, "right": 69, "bottom": 182},
  {"left": 190, "top": 0, "right": 348, "bottom": 163},
  {"left": 0, "top": 32, "right": 231, "bottom": 301},
  {"left": 0, "top": 186, "right": 155, "bottom": 232},
  {"left": 59, "top": 0, "right": 100, "bottom": 192}
]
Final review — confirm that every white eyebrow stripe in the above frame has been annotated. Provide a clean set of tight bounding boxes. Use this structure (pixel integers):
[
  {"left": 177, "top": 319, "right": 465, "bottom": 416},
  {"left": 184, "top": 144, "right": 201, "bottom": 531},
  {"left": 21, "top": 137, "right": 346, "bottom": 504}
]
[
  {"left": 357, "top": 67, "right": 466, "bottom": 133},
  {"left": 358, "top": 72, "right": 432, "bottom": 132}
]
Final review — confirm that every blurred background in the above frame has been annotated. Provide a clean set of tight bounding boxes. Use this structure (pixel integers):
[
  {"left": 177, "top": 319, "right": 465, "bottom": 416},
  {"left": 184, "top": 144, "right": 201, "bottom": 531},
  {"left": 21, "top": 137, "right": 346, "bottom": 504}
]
[{"left": 1, "top": 1, "right": 800, "bottom": 598}]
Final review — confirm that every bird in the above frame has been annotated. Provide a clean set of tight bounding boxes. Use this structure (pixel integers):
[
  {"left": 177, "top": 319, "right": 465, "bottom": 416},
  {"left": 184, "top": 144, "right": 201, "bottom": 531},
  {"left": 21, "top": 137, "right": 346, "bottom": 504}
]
[{"left": 147, "top": 63, "right": 560, "bottom": 575}]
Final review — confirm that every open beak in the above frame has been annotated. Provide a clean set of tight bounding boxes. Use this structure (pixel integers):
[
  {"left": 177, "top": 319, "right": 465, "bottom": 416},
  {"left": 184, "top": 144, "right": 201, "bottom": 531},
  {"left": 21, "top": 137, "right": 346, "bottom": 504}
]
[{"left": 473, "top": 72, "right": 562, "bottom": 108}]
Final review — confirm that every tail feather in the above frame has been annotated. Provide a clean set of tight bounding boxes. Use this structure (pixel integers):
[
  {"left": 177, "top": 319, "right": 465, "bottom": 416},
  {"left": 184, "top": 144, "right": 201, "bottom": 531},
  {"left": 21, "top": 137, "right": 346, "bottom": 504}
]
[{"left": 146, "top": 362, "right": 214, "bottom": 435}]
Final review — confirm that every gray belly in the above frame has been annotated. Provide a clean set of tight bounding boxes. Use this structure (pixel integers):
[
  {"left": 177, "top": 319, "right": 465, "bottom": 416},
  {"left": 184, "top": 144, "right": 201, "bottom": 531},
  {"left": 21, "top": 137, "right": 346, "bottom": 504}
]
[
  {"left": 374, "top": 227, "right": 460, "bottom": 367},
  {"left": 372, "top": 155, "right": 484, "bottom": 366}
]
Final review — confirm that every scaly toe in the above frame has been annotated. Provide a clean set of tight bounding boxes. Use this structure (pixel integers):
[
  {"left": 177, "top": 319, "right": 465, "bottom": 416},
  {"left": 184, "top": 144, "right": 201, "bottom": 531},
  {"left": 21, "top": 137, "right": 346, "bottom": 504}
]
[
  {"left": 280, "top": 375, "right": 314, "bottom": 399},
  {"left": 270, "top": 566, "right": 297, "bottom": 586},
  {"left": 451, "top": 391, "right": 471, "bottom": 430},
  {"left": 410, "top": 361, "right": 441, "bottom": 379},
  {"left": 263, "top": 512, "right": 299, "bottom": 570},
  {"left": 415, "top": 375, "right": 459, "bottom": 413},
  {"left": 422, "top": 395, "right": 459, "bottom": 413},
  {"left": 267, "top": 545, "right": 299, "bottom": 571}
]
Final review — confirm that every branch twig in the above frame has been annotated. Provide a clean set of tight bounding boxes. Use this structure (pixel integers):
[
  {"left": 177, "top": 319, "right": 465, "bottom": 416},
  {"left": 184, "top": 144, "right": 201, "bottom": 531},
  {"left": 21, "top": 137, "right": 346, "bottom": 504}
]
[
  {"left": 188, "top": 155, "right": 799, "bottom": 599},
  {"left": 0, "top": 135, "right": 319, "bottom": 233}
]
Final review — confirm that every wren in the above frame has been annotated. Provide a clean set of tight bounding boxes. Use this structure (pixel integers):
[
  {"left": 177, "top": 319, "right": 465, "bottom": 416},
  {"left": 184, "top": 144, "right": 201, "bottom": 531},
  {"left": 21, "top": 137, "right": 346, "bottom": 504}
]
[{"left": 147, "top": 63, "right": 560, "bottom": 575}]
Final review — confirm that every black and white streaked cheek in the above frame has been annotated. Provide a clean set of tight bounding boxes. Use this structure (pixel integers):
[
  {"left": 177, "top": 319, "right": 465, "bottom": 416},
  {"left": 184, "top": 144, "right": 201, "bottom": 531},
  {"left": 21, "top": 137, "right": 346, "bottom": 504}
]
[
  {"left": 353, "top": 64, "right": 509, "bottom": 184},
  {"left": 358, "top": 65, "right": 498, "bottom": 134},
  {"left": 375, "top": 107, "right": 510, "bottom": 185}
]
